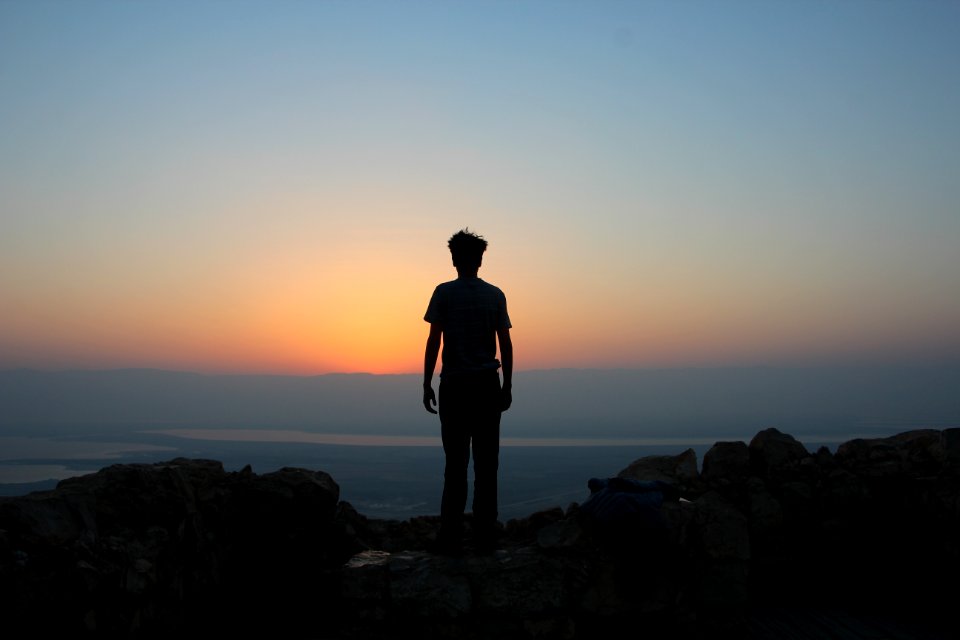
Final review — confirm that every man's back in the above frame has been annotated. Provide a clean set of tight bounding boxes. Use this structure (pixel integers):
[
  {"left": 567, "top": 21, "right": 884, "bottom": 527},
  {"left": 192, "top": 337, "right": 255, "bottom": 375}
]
[{"left": 424, "top": 277, "right": 510, "bottom": 377}]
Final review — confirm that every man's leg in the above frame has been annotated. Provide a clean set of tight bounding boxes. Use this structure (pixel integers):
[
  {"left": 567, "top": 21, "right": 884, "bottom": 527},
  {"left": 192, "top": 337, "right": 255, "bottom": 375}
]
[
  {"left": 471, "top": 421, "right": 500, "bottom": 522},
  {"left": 471, "top": 373, "right": 502, "bottom": 549},
  {"left": 438, "top": 380, "right": 469, "bottom": 548}
]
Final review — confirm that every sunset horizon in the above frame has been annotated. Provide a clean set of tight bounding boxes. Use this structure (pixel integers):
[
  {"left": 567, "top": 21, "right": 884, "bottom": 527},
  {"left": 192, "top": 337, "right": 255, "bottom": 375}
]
[{"left": 3, "top": 1, "right": 958, "bottom": 378}]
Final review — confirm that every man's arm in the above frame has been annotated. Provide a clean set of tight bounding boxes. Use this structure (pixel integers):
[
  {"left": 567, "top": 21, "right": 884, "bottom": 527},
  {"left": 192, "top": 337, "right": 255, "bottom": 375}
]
[
  {"left": 423, "top": 323, "right": 443, "bottom": 414},
  {"left": 497, "top": 326, "right": 513, "bottom": 411}
]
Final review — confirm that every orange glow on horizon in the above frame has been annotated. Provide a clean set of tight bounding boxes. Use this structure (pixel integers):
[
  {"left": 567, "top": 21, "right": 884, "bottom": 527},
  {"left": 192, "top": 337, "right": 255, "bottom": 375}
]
[
  {"left": 3, "top": 188, "right": 958, "bottom": 375},
  {"left": 3, "top": 4, "right": 960, "bottom": 377}
]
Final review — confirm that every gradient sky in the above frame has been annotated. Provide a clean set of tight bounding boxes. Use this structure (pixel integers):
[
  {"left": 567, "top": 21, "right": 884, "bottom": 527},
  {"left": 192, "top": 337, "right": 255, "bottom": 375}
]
[{"left": 2, "top": 1, "right": 958, "bottom": 374}]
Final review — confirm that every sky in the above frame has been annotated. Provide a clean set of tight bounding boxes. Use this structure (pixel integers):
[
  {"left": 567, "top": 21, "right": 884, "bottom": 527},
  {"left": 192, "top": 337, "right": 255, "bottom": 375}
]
[{"left": 2, "top": 0, "right": 958, "bottom": 375}]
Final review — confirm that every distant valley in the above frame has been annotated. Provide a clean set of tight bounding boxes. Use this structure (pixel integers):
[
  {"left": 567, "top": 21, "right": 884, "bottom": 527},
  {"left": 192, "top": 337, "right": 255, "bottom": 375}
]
[{"left": 2, "top": 365, "right": 957, "bottom": 440}]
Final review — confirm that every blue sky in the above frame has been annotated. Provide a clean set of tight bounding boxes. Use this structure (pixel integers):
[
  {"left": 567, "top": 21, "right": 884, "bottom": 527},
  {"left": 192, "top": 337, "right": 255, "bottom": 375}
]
[{"left": 2, "top": 0, "right": 958, "bottom": 373}]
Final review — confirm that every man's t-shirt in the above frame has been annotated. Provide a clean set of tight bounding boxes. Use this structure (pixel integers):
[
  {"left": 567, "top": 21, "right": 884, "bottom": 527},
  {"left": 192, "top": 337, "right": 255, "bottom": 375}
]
[{"left": 424, "top": 277, "right": 511, "bottom": 378}]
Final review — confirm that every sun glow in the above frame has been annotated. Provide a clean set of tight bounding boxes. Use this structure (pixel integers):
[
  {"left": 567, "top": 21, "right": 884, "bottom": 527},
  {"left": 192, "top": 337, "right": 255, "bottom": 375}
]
[{"left": 2, "top": 2, "right": 958, "bottom": 374}]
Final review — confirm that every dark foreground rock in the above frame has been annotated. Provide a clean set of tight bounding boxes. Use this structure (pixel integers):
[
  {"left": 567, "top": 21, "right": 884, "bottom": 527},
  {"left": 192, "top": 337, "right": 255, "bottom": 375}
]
[
  {"left": 0, "top": 460, "right": 356, "bottom": 636},
  {"left": 2, "top": 428, "right": 959, "bottom": 638}
]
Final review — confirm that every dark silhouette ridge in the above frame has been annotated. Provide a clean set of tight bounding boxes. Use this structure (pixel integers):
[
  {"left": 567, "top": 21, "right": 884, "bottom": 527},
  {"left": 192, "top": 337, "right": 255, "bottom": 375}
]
[{"left": 1, "top": 428, "right": 957, "bottom": 638}]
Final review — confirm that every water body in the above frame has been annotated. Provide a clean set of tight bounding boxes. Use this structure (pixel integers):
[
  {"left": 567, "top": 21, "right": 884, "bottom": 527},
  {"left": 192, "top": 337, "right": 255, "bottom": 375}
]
[
  {"left": 3, "top": 367, "right": 953, "bottom": 515},
  {"left": 0, "top": 429, "right": 879, "bottom": 519}
]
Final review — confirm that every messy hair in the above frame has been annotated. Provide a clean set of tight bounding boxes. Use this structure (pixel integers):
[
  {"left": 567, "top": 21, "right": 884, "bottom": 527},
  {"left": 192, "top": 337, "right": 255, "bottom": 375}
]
[{"left": 448, "top": 228, "right": 488, "bottom": 270}]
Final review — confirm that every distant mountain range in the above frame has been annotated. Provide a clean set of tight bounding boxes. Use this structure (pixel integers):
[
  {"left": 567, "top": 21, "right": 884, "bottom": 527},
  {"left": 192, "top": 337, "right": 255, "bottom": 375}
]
[{"left": 2, "top": 366, "right": 958, "bottom": 439}]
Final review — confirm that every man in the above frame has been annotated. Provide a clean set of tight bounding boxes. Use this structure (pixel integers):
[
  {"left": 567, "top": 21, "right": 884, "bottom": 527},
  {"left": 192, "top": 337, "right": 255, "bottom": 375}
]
[{"left": 423, "top": 229, "right": 513, "bottom": 554}]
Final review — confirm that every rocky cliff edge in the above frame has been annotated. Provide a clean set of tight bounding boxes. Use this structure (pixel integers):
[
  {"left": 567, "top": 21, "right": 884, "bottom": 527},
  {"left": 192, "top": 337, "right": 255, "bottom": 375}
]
[{"left": 2, "top": 427, "right": 958, "bottom": 638}]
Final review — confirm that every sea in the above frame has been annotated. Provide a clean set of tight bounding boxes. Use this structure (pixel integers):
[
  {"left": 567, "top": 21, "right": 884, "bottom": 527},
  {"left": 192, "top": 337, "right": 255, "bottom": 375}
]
[{"left": 0, "top": 428, "right": 876, "bottom": 520}]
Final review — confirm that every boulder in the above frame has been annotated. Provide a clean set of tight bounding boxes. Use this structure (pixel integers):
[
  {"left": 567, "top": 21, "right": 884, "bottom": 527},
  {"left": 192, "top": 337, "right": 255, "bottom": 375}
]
[
  {"left": 748, "top": 428, "right": 809, "bottom": 476},
  {"left": 745, "top": 477, "right": 783, "bottom": 534},
  {"left": 702, "top": 441, "right": 750, "bottom": 485},
  {"left": 689, "top": 491, "right": 750, "bottom": 608},
  {"left": 537, "top": 518, "right": 584, "bottom": 550},
  {"left": 834, "top": 429, "right": 944, "bottom": 478},
  {"left": 617, "top": 448, "right": 699, "bottom": 492},
  {"left": 940, "top": 428, "right": 960, "bottom": 467},
  {"left": 0, "top": 459, "right": 352, "bottom": 637}
]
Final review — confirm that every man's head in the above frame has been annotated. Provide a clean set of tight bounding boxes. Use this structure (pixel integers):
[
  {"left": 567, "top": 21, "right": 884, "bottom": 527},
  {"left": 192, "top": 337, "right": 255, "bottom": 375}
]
[{"left": 448, "top": 229, "right": 488, "bottom": 272}]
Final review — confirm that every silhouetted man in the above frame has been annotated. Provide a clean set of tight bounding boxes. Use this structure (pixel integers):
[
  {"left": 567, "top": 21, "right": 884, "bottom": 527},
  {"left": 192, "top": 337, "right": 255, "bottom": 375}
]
[{"left": 423, "top": 229, "right": 512, "bottom": 554}]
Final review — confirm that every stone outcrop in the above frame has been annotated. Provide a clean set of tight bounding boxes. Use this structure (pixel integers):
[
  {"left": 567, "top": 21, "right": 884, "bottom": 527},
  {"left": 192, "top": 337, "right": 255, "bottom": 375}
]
[
  {"left": 618, "top": 447, "right": 700, "bottom": 492},
  {"left": 2, "top": 428, "right": 958, "bottom": 638},
  {"left": 0, "top": 459, "right": 356, "bottom": 636}
]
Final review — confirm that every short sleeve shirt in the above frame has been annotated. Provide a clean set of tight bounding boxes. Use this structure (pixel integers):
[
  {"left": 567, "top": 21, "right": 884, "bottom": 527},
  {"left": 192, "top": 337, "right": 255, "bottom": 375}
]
[{"left": 424, "top": 277, "right": 511, "bottom": 377}]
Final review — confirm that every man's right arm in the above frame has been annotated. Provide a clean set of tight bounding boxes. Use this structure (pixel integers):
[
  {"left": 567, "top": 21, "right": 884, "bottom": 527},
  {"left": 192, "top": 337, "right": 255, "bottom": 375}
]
[{"left": 423, "top": 323, "right": 442, "bottom": 414}]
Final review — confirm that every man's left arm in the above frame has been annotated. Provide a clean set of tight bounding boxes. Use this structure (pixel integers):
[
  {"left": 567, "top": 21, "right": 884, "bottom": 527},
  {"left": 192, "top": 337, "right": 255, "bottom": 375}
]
[{"left": 497, "top": 326, "right": 513, "bottom": 411}]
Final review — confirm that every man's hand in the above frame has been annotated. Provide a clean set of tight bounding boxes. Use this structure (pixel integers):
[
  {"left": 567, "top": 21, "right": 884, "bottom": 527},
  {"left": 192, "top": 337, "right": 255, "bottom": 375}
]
[
  {"left": 500, "top": 385, "right": 512, "bottom": 412},
  {"left": 423, "top": 385, "right": 438, "bottom": 414},
  {"left": 423, "top": 324, "right": 442, "bottom": 415}
]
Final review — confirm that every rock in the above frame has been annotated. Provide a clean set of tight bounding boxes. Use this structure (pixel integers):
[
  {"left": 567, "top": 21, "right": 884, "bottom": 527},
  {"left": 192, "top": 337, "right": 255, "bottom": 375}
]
[
  {"left": 3, "top": 428, "right": 959, "bottom": 638},
  {"left": 834, "top": 429, "right": 944, "bottom": 478},
  {"left": 0, "top": 459, "right": 352, "bottom": 637},
  {"left": 537, "top": 518, "right": 583, "bottom": 550},
  {"left": 472, "top": 548, "right": 566, "bottom": 615},
  {"left": 702, "top": 441, "right": 750, "bottom": 484},
  {"left": 340, "top": 546, "right": 569, "bottom": 635},
  {"left": 689, "top": 491, "right": 751, "bottom": 608},
  {"left": 820, "top": 468, "right": 869, "bottom": 511},
  {"left": 389, "top": 552, "right": 473, "bottom": 618},
  {"left": 506, "top": 507, "right": 565, "bottom": 545},
  {"left": 746, "top": 477, "right": 783, "bottom": 533},
  {"left": 940, "top": 428, "right": 960, "bottom": 467},
  {"left": 692, "top": 491, "right": 750, "bottom": 562},
  {"left": 617, "top": 448, "right": 699, "bottom": 491},
  {"left": 748, "top": 428, "right": 809, "bottom": 476}
]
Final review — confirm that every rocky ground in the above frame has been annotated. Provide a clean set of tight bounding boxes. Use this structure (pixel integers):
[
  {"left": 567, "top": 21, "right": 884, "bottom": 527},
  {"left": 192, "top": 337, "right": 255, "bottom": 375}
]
[{"left": 1, "top": 427, "right": 958, "bottom": 638}]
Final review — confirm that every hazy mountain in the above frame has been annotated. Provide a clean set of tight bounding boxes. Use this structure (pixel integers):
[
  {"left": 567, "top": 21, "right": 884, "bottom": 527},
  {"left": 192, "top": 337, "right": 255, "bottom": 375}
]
[{"left": 2, "top": 366, "right": 958, "bottom": 440}]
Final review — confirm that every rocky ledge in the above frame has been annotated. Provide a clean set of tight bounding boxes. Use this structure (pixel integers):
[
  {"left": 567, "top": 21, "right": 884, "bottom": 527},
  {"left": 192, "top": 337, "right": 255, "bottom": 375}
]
[{"left": 2, "top": 428, "right": 958, "bottom": 638}]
